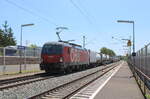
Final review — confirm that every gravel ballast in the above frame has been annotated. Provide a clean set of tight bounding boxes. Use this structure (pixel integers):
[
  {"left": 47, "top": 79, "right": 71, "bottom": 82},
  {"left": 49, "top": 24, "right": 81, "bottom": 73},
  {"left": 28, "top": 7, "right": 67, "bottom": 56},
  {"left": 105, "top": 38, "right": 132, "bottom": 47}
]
[{"left": 0, "top": 63, "right": 117, "bottom": 99}]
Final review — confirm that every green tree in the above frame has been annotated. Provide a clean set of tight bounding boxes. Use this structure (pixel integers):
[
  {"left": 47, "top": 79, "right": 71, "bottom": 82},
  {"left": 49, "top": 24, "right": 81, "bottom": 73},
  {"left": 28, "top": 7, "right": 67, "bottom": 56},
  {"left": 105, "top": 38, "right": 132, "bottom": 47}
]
[
  {"left": 0, "top": 21, "right": 16, "bottom": 47},
  {"left": 100, "top": 47, "right": 116, "bottom": 56},
  {"left": 100, "top": 47, "right": 108, "bottom": 55},
  {"left": 2, "top": 21, "right": 9, "bottom": 33},
  {"left": 107, "top": 49, "right": 116, "bottom": 56},
  {"left": 7, "top": 27, "right": 16, "bottom": 46},
  {"left": 29, "top": 44, "right": 37, "bottom": 48},
  {"left": 0, "top": 29, "right": 3, "bottom": 47}
]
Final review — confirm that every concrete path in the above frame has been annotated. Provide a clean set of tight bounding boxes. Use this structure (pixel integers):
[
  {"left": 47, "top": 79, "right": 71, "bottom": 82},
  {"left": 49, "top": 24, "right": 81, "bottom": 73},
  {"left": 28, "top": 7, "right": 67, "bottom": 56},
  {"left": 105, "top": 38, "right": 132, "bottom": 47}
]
[{"left": 94, "top": 62, "right": 144, "bottom": 99}]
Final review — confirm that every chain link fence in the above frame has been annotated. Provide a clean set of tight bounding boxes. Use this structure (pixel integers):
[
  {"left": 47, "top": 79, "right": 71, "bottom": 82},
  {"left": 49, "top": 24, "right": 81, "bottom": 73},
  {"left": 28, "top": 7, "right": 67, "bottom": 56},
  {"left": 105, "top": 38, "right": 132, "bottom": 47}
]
[
  {"left": 128, "top": 43, "right": 150, "bottom": 98},
  {"left": 0, "top": 46, "right": 42, "bottom": 74}
]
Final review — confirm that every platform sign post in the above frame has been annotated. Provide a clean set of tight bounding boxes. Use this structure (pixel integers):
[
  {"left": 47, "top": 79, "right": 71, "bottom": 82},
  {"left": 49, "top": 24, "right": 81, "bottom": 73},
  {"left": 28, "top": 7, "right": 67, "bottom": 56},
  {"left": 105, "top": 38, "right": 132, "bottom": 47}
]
[
  {"left": 18, "top": 45, "right": 25, "bottom": 73},
  {"left": 24, "top": 48, "right": 26, "bottom": 71},
  {"left": 3, "top": 47, "right": 6, "bottom": 74}
]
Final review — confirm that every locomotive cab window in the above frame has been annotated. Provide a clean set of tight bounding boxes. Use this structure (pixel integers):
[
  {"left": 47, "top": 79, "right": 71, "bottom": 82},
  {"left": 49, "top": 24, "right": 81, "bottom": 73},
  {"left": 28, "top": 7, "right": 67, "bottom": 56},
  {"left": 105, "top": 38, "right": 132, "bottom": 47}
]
[{"left": 42, "top": 44, "right": 62, "bottom": 55}]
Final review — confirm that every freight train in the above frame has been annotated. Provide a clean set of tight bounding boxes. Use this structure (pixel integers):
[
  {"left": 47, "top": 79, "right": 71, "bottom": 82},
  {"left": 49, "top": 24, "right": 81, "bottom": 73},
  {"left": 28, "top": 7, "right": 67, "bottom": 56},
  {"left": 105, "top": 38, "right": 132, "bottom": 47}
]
[{"left": 40, "top": 41, "right": 118, "bottom": 73}]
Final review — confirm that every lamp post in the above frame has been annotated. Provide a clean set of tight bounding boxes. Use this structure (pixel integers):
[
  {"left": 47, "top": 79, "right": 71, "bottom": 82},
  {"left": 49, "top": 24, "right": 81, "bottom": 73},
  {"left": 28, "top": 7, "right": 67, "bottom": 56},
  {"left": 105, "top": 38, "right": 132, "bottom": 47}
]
[
  {"left": 19, "top": 23, "right": 34, "bottom": 73},
  {"left": 20, "top": 24, "right": 34, "bottom": 46},
  {"left": 117, "top": 20, "right": 135, "bottom": 55},
  {"left": 117, "top": 20, "right": 136, "bottom": 77}
]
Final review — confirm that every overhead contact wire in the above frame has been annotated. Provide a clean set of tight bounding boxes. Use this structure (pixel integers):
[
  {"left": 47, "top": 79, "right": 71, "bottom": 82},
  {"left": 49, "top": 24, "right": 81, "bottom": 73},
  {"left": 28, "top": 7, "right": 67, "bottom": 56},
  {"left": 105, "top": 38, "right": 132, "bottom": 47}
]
[
  {"left": 5, "top": 0, "right": 58, "bottom": 26},
  {"left": 69, "top": 0, "right": 93, "bottom": 24}
]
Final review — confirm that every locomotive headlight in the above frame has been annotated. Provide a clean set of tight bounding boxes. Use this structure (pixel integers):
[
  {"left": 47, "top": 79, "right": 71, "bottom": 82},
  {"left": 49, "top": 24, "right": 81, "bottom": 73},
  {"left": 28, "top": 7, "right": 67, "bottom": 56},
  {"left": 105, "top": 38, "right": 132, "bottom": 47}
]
[{"left": 60, "top": 57, "right": 63, "bottom": 62}]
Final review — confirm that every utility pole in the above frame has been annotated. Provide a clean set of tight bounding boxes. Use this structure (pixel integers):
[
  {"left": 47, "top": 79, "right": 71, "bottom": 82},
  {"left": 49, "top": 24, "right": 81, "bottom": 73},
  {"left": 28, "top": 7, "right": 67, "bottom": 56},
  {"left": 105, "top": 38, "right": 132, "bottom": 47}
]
[
  {"left": 83, "top": 36, "right": 85, "bottom": 48},
  {"left": 133, "top": 22, "right": 135, "bottom": 54}
]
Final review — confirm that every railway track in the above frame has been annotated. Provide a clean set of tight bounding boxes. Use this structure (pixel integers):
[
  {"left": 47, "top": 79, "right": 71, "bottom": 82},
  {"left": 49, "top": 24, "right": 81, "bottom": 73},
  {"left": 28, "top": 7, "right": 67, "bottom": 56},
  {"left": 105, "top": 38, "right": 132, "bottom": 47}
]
[
  {"left": 0, "top": 62, "right": 120, "bottom": 99},
  {"left": 0, "top": 72, "right": 53, "bottom": 90},
  {"left": 0, "top": 72, "right": 45, "bottom": 85},
  {"left": 28, "top": 62, "right": 120, "bottom": 99}
]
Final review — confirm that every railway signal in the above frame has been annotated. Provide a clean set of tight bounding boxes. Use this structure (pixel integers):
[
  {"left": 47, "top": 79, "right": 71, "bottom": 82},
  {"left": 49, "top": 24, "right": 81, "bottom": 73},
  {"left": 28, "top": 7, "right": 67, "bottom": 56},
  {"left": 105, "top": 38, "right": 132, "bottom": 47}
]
[{"left": 127, "top": 40, "right": 131, "bottom": 47}]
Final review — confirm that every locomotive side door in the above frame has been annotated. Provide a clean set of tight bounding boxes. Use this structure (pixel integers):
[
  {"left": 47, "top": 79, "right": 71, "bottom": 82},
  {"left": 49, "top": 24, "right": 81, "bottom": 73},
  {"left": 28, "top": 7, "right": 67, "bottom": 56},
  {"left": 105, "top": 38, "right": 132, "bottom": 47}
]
[{"left": 63, "top": 46, "right": 71, "bottom": 65}]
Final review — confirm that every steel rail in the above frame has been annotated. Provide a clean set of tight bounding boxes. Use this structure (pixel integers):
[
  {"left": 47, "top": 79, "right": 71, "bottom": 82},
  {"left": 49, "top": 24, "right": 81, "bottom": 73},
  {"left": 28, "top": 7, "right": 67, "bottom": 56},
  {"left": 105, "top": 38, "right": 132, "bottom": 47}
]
[
  {"left": 0, "top": 73, "right": 53, "bottom": 90},
  {"left": 0, "top": 72, "right": 46, "bottom": 86},
  {"left": 0, "top": 63, "right": 117, "bottom": 91}
]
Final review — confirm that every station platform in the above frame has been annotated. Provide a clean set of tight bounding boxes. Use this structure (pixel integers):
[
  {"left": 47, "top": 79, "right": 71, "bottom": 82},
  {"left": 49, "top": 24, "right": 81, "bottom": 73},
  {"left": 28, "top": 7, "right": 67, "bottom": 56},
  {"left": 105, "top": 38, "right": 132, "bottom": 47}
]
[{"left": 94, "top": 62, "right": 144, "bottom": 99}]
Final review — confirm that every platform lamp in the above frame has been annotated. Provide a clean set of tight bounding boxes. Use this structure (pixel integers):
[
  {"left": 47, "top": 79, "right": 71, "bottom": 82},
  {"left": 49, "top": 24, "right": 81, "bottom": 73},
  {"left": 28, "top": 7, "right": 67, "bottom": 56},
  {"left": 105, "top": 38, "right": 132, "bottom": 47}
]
[
  {"left": 117, "top": 20, "right": 135, "bottom": 56},
  {"left": 19, "top": 23, "right": 34, "bottom": 73},
  {"left": 117, "top": 20, "right": 136, "bottom": 77}
]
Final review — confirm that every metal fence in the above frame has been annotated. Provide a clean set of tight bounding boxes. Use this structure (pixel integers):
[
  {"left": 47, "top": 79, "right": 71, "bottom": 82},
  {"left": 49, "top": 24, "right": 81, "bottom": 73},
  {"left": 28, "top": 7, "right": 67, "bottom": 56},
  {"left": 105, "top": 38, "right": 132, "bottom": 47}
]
[
  {"left": 0, "top": 46, "right": 42, "bottom": 74},
  {"left": 0, "top": 46, "right": 42, "bottom": 57},
  {"left": 128, "top": 43, "right": 150, "bottom": 98}
]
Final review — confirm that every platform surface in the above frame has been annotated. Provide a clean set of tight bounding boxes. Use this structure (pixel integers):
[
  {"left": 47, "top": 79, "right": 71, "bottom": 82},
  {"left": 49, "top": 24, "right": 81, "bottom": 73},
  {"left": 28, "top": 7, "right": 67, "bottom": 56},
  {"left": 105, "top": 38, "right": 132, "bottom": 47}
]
[{"left": 94, "top": 62, "right": 144, "bottom": 99}]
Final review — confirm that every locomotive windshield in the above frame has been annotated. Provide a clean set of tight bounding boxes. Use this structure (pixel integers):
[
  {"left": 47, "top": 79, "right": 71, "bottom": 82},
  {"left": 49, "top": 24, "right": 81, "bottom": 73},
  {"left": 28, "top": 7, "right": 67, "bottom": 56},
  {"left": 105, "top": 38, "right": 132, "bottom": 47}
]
[{"left": 42, "top": 44, "right": 62, "bottom": 55}]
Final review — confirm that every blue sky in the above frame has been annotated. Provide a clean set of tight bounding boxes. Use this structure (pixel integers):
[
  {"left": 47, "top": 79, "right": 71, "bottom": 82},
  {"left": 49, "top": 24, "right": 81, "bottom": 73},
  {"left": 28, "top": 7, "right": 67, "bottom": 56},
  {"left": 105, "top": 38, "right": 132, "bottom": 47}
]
[{"left": 0, "top": 0, "right": 150, "bottom": 55}]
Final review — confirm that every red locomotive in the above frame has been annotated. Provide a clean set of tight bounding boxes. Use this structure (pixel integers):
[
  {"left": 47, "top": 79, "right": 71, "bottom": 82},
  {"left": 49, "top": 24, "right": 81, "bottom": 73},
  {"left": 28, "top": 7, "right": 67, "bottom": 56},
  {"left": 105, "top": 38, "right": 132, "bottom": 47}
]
[
  {"left": 40, "top": 41, "right": 89, "bottom": 73},
  {"left": 40, "top": 41, "right": 117, "bottom": 73}
]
